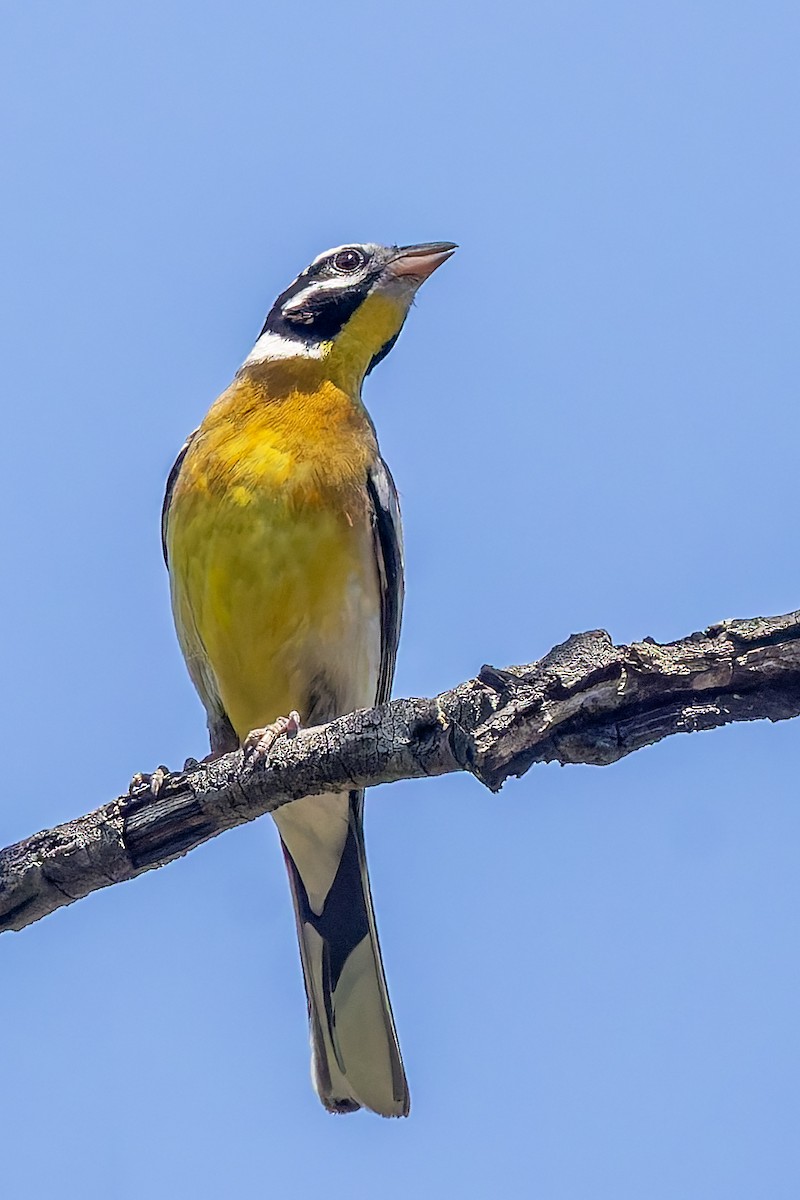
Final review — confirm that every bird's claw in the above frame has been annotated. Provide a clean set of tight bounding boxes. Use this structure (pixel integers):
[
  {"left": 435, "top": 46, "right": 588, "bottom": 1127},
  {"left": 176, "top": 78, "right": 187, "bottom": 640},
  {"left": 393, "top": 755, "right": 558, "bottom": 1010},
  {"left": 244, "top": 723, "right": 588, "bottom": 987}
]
[
  {"left": 243, "top": 711, "right": 301, "bottom": 765},
  {"left": 127, "top": 764, "right": 171, "bottom": 802}
]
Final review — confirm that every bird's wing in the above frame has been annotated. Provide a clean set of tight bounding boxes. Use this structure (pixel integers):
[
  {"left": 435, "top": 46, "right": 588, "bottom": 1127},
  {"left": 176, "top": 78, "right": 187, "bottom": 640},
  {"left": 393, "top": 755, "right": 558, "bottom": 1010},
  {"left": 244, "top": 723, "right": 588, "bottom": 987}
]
[
  {"left": 161, "top": 429, "right": 237, "bottom": 753},
  {"left": 366, "top": 455, "right": 405, "bottom": 706},
  {"left": 161, "top": 428, "right": 198, "bottom": 567}
]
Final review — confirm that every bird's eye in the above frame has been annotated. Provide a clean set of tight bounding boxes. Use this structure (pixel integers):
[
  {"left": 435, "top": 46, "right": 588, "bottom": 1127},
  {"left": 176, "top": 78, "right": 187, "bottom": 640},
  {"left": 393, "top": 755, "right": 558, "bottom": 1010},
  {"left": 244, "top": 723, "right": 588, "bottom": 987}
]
[{"left": 331, "top": 247, "right": 365, "bottom": 274}]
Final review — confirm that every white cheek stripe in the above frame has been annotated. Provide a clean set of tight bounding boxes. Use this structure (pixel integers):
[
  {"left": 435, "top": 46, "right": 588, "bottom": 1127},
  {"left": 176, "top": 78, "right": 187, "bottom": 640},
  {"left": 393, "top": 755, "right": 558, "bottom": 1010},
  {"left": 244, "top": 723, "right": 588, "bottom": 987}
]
[
  {"left": 282, "top": 271, "right": 371, "bottom": 314},
  {"left": 242, "top": 329, "right": 327, "bottom": 366}
]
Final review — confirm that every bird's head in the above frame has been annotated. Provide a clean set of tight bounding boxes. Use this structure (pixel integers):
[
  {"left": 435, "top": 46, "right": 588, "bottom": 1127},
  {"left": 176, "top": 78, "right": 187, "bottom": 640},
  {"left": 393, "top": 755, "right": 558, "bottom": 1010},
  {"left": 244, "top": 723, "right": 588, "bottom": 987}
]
[{"left": 243, "top": 241, "right": 457, "bottom": 386}]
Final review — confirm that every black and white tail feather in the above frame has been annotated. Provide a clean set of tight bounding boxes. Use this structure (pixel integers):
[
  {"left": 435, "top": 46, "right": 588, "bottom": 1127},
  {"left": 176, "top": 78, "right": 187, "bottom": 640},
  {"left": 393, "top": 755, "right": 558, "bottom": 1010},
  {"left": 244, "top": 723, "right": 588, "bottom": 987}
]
[{"left": 280, "top": 788, "right": 408, "bottom": 1115}]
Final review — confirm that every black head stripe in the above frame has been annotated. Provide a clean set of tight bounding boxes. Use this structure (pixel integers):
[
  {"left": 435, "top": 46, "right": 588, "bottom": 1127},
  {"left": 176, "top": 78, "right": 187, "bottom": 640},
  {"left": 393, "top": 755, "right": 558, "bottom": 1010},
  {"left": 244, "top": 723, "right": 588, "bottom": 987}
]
[
  {"left": 259, "top": 275, "right": 374, "bottom": 345},
  {"left": 285, "top": 283, "right": 368, "bottom": 340},
  {"left": 256, "top": 244, "right": 393, "bottom": 346}
]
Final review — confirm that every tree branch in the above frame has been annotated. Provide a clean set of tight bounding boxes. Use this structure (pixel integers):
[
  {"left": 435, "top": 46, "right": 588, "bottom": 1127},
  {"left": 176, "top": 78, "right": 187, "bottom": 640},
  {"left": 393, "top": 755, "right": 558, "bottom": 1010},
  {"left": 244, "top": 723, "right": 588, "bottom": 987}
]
[{"left": 3, "top": 609, "right": 800, "bottom": 935}]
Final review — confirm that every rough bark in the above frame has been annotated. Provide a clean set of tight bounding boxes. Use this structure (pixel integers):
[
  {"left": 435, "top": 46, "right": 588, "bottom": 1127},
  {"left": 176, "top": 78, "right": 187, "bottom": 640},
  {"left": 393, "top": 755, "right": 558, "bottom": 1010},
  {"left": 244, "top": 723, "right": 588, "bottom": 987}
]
[{"left": 3, "top": 609, "right": 799, "bottom": 935}]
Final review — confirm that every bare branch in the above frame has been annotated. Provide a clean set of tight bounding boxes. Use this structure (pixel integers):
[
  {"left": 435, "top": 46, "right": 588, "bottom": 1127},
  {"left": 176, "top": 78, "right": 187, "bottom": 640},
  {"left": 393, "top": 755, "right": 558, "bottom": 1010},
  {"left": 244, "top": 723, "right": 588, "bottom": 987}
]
[{"left": 3, "top": 609, "right": 799, "bottom": 935}]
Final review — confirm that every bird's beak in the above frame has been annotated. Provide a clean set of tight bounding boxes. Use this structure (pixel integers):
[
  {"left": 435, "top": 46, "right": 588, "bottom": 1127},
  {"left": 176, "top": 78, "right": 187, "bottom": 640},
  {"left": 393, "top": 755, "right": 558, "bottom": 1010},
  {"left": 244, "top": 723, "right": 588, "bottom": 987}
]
[{"left": 387, "top": 242, "right": 458, "bottom": 280}]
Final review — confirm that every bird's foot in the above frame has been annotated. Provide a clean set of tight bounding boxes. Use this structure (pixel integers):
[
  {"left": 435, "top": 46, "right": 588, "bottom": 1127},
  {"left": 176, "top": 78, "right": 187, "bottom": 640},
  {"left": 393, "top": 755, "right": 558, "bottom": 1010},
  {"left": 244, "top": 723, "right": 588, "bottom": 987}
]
[
  {"left": 127, "top": 751, "right": 221, "bottom": 805},
  {"left": 126, "top": 748, "right": 227, "bottom": 806},
  {"left": 127, "top": 764, "right": 171, "bottom": 802},
  {"left": 243, "top": 711, "right": 301, "bottom": 765}
]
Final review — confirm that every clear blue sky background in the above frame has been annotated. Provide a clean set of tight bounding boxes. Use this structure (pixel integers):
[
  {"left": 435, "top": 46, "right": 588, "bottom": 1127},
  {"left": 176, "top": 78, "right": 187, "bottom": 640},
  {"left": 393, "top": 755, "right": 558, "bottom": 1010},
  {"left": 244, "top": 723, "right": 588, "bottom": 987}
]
[{"left": 2, "top": 2, "right": 799, "bottom": 1196}]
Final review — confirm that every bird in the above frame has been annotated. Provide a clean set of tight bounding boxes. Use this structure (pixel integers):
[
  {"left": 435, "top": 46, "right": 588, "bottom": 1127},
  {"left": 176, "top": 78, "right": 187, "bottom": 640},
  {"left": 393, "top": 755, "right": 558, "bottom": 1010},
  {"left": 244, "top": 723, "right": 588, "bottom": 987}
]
[{"left": 160, "top": 240, "right": 456, "bottom": 1116}]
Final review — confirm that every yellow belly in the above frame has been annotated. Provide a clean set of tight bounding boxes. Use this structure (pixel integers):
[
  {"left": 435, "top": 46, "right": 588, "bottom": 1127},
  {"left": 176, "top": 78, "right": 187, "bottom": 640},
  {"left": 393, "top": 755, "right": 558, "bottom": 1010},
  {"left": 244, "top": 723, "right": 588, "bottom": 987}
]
[
  {"left": 165, "top": 371, "right": 382, "bottom": 742},
  {"left": 169, "top": 486, "right": 380, "bottom": 740}
]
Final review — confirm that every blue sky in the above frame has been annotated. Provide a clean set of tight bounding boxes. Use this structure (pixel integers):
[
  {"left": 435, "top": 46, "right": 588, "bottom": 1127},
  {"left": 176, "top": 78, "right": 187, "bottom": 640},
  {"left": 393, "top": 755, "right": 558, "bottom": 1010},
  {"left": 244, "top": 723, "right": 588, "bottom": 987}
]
[{"left": 2, "top": 1, "right": 800, "bottom": 1195}]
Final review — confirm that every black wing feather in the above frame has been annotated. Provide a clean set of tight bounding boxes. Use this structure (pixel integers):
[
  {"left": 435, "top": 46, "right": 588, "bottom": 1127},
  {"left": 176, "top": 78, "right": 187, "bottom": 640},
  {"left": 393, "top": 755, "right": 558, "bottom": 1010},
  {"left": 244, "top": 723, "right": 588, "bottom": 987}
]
[
  {"left": 161, "top": 428, "right": 198, "bottom": 567},
  {"left": 366, "top": 457, "right": 404, "bottom": 706},
  {"left": 159, "top": 428, "right": 237, "bottom": 753}
]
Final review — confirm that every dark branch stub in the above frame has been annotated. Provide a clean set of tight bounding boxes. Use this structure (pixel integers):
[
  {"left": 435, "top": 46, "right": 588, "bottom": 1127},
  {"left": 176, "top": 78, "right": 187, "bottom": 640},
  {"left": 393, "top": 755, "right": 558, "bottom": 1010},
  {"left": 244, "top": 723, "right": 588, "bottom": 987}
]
[{"left": 2, "top": 609, "right": 799, "bottom": 934}]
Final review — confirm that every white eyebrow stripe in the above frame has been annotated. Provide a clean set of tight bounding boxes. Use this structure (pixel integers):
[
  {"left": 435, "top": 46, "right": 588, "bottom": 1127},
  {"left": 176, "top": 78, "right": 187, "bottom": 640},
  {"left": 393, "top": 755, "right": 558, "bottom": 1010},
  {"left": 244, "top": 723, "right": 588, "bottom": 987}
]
[
  {"left": 309, "top": 244, "right": 349, "bottom": 267},
  {"left": 290, "top": 245, "right": 347, "bottom": 284},
  {"left": 297, "top": 241, "right": 381, "bottom": 279},
  {"left": 242, "top": 330, "right": 326, "bottom": 366}
]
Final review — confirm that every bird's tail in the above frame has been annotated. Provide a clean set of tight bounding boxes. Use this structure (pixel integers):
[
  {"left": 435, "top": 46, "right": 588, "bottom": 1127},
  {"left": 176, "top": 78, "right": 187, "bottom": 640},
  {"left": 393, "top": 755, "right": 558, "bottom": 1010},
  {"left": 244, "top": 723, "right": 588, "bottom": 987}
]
[{"left": 272, "top": 789, "right": 409, "bottom": 1117}]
